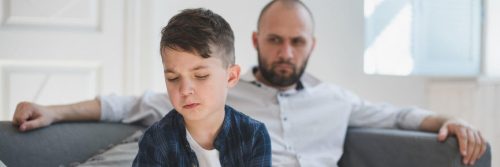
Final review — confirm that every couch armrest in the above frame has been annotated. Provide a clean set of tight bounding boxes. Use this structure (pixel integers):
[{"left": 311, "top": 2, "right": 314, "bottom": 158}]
[
  {"left": 0, "top": 121, "right": 144, "bottom": 167},
  {"left": 338, "top": 128, "right": 491, "bottom": 167}
]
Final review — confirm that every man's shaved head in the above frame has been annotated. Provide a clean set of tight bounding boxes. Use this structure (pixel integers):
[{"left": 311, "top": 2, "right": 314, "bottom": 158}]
[{"left": 257, "top": 0, "right": 315, "bottom": 32}]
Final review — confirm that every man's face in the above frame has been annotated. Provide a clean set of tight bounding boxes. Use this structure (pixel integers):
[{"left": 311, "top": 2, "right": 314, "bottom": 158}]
[
  {"left": 162, "top": 48, "right": 239, "bottom": 122},
  {"left": 253, "top": 3, "right": 315, "bottom": 87}
]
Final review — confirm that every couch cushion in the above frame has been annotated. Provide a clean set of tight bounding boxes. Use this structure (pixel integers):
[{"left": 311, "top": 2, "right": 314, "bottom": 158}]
[
  {"left": 0, "top": 121, "right": 143, "bottom": 167},
  {"left": 73, "top": 130, "right": 143, "bottom": 167}
]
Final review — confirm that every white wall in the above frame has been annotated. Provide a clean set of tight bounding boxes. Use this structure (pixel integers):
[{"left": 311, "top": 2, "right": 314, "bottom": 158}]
[
  {"left": 138, "top": 0, "right": 428, "bottom": 107},
  {"left": 306, "top": 0, "right": 428, "bottom": 107},
  {"left": 484, "top": 0, "right": 500, "bottom": 77}
]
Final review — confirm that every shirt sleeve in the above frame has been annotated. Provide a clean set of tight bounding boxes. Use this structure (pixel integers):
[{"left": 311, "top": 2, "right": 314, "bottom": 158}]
[
  {"left": 249, "top": 124, "right": 272, "bottom": 167},
  {"left": 339, "top": 87, "right": 436, "bottom": 130},
  {"left": 97, "top": 90, "right": 173, "bottom": 126}
]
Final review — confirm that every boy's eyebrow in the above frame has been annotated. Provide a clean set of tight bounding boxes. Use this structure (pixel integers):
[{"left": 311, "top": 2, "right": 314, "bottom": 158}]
[
  {"left": 191, "top": 65, "right": 208, "bottom": 71},
  {"left": 164, "top": 65, "right": 209, "bottom": 73}
]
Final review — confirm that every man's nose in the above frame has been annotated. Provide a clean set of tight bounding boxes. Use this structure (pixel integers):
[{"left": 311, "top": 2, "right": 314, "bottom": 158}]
[{"left": 278, "top": 42, "right": 294, "bottom": 59}]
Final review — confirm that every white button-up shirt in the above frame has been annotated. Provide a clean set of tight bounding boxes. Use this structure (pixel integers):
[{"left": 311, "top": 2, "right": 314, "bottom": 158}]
[{"left": 99, "top": 68, "right": 434, "bottom": 167}]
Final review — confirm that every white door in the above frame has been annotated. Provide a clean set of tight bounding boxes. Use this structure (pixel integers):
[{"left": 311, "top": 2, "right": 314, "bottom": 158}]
[{"left": 0, "top": 0, "right": 127, "bottom": 120}]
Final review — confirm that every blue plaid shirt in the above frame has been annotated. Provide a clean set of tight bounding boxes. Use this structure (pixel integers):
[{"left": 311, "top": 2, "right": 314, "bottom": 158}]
[{"left": 132, "top": 105, "right": 271, "bottom": 167}]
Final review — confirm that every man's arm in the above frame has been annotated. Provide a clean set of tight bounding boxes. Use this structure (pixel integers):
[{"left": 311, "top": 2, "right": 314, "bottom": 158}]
[
  {"left": 12, "top": 99, "right": 101, "bottom": 132},
  {"left": 12, "top": 91, "right": 172, "bottom": 131},
  {"left": 420, "top": 115, "right": 488, "bottom": 166},
  {"left": 341, "top": 85, "right": 488, "bottom": 166}
]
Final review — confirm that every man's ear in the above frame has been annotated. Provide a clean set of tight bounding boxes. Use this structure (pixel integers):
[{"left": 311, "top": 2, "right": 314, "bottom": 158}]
[
  {"left": 252, "top": 31, "right": 259, "bottom": 50},
  {"left": 227, "top": 64, "right": 241, "bottom": 88},
  {"left": 311, "top": 36, "right": 317, "bottom": 52}
]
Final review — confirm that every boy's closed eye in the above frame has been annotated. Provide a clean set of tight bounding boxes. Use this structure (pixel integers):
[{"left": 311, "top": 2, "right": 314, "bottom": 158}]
[
  {"left": 166, "top": 77, "right": 179, "bottom": 82},
  {"left": 165, "top": 73, "right": 179, "bottom": 82},
  {"left": 194, "top": 73, "right": 209, "bottom": 80},
  {"left": 165, "top": 73, "right": 210, "bottom": 82}
]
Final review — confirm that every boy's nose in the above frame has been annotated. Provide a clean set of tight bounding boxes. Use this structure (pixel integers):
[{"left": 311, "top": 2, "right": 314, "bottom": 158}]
[
  {"left": 181, "top": 88, "right": 194, "bottom": 96},
  {"left": 180, "top": 81, "right": 194, "bottom": 96}
]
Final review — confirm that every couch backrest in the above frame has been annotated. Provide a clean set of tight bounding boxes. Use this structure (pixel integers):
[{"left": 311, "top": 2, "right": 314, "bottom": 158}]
[{"left": 0, "top": 121, "right": 143, "bottom": 167}]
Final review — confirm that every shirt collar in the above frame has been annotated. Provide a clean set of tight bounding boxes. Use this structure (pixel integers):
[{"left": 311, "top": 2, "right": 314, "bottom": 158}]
[
  {"left": 213, "top": 105, "right": 233, "bottom": 151},
  {"left": 175, "top": 105, "right": 233, "bottom": 152}
]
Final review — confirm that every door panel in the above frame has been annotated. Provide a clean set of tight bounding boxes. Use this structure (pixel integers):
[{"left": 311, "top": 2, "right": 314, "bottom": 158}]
[{"left": 0, "top": 0, "right": 125, "bottom": 120}]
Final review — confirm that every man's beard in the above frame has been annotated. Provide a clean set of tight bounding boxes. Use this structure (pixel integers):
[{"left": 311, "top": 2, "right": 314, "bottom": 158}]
[{"left": 257, "top": 51, "right": 309, "bottom": 87}]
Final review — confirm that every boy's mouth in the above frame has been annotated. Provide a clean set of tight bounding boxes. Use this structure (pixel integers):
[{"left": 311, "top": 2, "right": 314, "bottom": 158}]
[{"left": 183, "top": 103, "right": 200, "bottom": 109}]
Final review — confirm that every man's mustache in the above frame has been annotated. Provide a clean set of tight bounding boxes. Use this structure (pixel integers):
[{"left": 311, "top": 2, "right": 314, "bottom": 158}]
[{"left": 272, "top": 60, "right": 296, "bottom": 68}]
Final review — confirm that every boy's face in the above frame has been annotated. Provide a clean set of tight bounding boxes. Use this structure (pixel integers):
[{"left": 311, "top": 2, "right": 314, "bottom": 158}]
[{"left": 162, "top": 48, "right": 240, "bottom": 122}]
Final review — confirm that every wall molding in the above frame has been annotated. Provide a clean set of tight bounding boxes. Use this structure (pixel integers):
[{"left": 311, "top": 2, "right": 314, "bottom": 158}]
[
  {"left": 1, "top": 0, "right": 100, "bottom": 30},
  {"left": 123, "top": 0, "right": 142, "bottom": 95}
]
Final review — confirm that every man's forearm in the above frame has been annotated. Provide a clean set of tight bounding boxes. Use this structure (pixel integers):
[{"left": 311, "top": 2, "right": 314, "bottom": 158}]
[
  {"left": 51, "top": 99, "right": 102, "bottom": 122},
  {"left": 419, "top": 115, "right": 449, "bottom": 132}
]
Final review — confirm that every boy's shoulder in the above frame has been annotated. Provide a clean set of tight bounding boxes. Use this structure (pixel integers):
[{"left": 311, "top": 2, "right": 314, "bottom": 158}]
[
  {"left": 142, "top": 110, "right": 183, "bottom": 142},
  {"left": 157, "top": 110, "right": 182, "bottom": 127},
  {"left": 224, "top": 105, "right": 270, "bottom": 151},
  {"left": 226, "top": 105, "right": 266, "bottom": 131}
]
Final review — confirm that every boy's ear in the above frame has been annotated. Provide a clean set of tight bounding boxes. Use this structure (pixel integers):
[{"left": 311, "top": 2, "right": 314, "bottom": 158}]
[{"left": 227, "top": 64, "right": 241, "bottom": 88}]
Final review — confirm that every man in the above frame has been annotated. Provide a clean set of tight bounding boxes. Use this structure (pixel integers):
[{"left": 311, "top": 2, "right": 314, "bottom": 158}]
[{"left": 13, "top": 0, "right": 487, "bottom": 166}]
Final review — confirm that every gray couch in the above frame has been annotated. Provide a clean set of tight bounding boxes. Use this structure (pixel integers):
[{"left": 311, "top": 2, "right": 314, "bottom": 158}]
[{"left": 0, "top": 121, "right": 491, "bottom": 167}]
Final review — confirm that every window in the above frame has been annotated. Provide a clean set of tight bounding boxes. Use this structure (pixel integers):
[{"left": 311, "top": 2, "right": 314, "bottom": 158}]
[{"left": 364, "top": 0, "right": 483, "bottom": 76}]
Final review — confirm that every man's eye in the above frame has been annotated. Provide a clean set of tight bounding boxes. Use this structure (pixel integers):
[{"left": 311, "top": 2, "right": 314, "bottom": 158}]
[
  {"left": 268, "top": 37, "right": 281, "bottom": 44},
  {"left": 292, "top": 38, "right": 305, "bottom": 46}
]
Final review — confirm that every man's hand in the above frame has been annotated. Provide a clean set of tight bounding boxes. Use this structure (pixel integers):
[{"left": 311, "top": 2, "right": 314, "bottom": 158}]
[
  {"left": 437, "top": 119, "right": 487, "bottom": 166},
  {"left": 12, "top": 102, "right": 59, "bottom": 131},
  {"left": 12, "top": 99, "right": 102, "bottom": 132}
]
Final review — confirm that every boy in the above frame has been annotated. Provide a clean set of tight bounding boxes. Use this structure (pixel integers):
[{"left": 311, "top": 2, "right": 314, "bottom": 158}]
[{"left": 132, "top": 8, "right": 271, "bottom": 167}]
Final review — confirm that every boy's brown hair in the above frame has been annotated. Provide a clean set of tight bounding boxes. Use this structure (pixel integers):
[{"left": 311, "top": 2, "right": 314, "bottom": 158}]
[{"left": 160, "top": 8, "right": 235, "bottom": 67}]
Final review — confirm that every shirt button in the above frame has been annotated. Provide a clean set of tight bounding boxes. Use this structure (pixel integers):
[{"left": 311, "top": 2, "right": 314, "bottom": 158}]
[
  {"left": 286, "top": 145, "right": 292, "bottom": 150},
  {"left": 283, "top": 117, "right": 288, "bottom": 121},
  {"left": 279, "top": 93, "right": 289, "bottom": 97}
]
